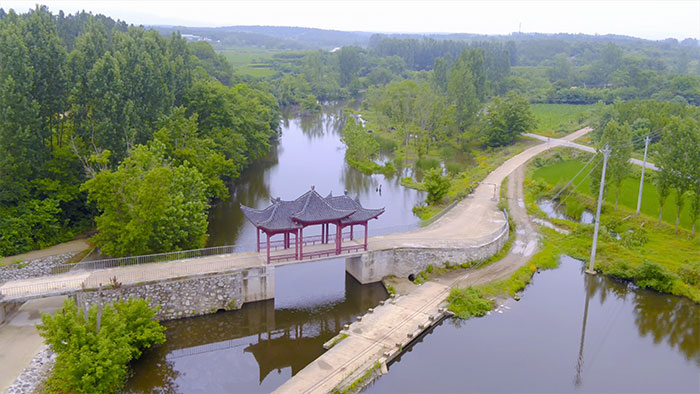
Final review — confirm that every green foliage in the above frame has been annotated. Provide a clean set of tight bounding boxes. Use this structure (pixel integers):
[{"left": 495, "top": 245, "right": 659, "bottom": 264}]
[
  {"left": 482, "top": 91, "right": 536, "bottom": 147},
  {"left": 341, "top": 117, "right": 379, "bottom": 162},
  {"left": 635, "top": 261, "right": 676, "bottom": 293},
  {"left": 678, "top": 261, "right": 700, "bottom": 286},
  {"left": 424, "top": 168, "right": 451, "bottom": 204},
  {"left": 38, "top": 298, "right": 165, "bottom": 394},
  {"left": 530, "top": 104, "right": 594, "bottom": 136},
  {"left": 447, "top": 287, "right": 494, "bottom": 319},
  {"left": 82, "top": 143, "right": 209, "bottom": 256}
]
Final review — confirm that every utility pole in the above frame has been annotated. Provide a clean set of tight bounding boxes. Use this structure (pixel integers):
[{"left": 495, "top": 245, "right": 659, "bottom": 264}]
[
  {"left": 636, "top": 135, "right": 651, "bottom": 215},
  {"left": 587, "top": 144, "right": 611, "bottom": 275}
]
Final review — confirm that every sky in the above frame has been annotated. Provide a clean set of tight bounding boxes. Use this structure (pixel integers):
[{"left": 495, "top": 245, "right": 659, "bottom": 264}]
[{"left": 1, "top": 0, "right": 699, "bottom": 41}]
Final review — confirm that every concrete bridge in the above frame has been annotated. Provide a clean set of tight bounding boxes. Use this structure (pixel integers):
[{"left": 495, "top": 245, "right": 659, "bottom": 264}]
[{"left": 1, "top": 127, "right": 624, "bottom": 322}]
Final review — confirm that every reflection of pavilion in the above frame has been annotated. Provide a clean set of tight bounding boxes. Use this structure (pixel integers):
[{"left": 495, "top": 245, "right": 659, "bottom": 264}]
[
  {"left": 244, "top": 323, "right": 341, "bottom": 383},
  {"left": 241, "top": 187, "right": 384, "bottom": 264}
]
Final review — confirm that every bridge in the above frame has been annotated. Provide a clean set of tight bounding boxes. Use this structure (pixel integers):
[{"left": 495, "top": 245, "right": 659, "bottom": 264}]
[{"left": 1, "top": 127, "right": 651, "bottom": 320}]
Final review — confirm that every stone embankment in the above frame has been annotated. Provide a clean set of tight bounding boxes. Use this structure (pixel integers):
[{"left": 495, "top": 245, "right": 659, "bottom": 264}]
[
  {"left": 0, "top": 253, "right": 77, "bottom": 283},
  {"left": 5, "top": 345, "right": 56, "bottom": 394}
]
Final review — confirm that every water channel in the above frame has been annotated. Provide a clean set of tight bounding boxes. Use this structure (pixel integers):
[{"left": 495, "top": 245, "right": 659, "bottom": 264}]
[{"left": 125, "top": 105, "right": 699, "bottom": 393}]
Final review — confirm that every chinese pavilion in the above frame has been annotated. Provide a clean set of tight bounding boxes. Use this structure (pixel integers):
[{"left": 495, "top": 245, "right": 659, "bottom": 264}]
[{"left": 241, "top": 187, "right": 384, "bottom": 264}]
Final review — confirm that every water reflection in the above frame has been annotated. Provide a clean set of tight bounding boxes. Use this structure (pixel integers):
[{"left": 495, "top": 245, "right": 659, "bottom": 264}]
[
  {"left": 206, "top": 102, "right": 424, "bottom": 248},
  {"left": 126, "top": 273, "right": 387, "bottom": 393},
  {"left": 370, "top": 256, "right": 700, "bottom": 393}
]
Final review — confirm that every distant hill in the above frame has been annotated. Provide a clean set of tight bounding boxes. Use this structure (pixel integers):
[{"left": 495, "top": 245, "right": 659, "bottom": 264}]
[{"left": 151, "top": 25, "right": 372, "bottom": 50}]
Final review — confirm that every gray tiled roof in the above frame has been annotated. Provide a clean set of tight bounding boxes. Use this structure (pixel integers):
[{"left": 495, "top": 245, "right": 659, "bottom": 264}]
[{"left": 240, "top": 188, "right": 384, "bottom": 232}]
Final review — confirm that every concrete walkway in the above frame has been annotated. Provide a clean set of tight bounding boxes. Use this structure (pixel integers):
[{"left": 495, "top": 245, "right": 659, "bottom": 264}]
[
  {"left": 523, "top": 132, "right": 659, "bottom": 170},
  {"left": 274, "top": 281, "right": 451, "bottom": 394},
  {"left": 0, "top": 296, "right": 65, "bottom": 393}
]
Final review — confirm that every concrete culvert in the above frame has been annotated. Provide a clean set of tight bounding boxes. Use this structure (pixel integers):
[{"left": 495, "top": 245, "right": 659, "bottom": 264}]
[{"left": 408, "top": 274, "right": 415, "bottom": 282}]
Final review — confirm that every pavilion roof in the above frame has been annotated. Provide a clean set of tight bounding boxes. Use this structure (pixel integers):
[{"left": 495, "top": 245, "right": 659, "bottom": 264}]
[{"left": 240, "top": 187, "right": 384, "bottom": 232}]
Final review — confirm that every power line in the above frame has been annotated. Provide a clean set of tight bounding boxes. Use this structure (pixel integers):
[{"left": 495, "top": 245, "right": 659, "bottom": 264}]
[
  {"left": 553, "top": 156, "right": 604, "bottom": 213},
  {"left": 552, "top": 152, "right": 600, "bottom": 201}
]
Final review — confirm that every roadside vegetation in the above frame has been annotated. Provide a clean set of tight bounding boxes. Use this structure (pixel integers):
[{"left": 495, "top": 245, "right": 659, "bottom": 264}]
[{"left": 38, "top": 298, "right": 166, "bottom": 393}]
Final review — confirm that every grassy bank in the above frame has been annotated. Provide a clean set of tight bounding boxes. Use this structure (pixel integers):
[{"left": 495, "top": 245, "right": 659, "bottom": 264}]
[
  {"left": 531, "top": 152, "right": 695, "bottom": 230},
  {"left": 524, "top": 151, "right": 700, "bottom": 302},
  {"left": 448, "top": 149, "right": 699, "bottom": 317}
]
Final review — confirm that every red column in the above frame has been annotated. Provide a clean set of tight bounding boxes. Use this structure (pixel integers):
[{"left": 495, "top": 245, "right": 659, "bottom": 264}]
[
  {"left": 336, "top": 222, "right": 341, "bottom": 254},
  {"left": 299, "top": 227, "right": 304, "bottom": 260},
  {"left": 364, "top": 223, "right": 368, "bottom": 251},
  {"left": 350, "top": 225, "right": 353, "bottom": 240},
  {"left": 295, "top": 229, "right": 299, "bottom": 259},
  {"left": 325, "top": 223, "right": 329, "bottom": 243},
  {"left": 266, "top": 232, "right": 270, "bottom": 264},
  {"left": 256, "top": 228, "right": 260, "bottom": 252},
  {"left": 321, "top": 223, "right": 325, "bottom": 244}
]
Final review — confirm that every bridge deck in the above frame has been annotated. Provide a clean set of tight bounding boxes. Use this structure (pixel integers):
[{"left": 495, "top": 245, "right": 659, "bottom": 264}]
[{"left": 0, "top": 240, "right": 367, "bottom": 300}]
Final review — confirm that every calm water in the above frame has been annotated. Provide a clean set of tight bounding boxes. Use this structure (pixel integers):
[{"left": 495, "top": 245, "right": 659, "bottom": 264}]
[
  {"left": 125, "top": 259, "right": 388, "bottom": 393},
  {"left": 370, "top": 256, "right": 700, "bottom": 393},
  {"left": 206, "top": 103, "right": 425, "bottom": 248}
]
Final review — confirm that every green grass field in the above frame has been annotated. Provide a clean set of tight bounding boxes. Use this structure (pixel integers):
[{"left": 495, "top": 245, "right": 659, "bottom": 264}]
[
  {"left": 530, "top": 104, "right": 596, "bottom": 137},
  {"left": 218, "top": 49, "right": 277, "bottom": 78},
  {"left": 532, "top": 158, "right": 696, "bottom": 230}
]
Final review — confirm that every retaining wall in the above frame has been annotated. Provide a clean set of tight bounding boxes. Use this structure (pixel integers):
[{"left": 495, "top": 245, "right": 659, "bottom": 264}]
[
  {"left": 75, "top": 265, "right": 274, "bottom": 321},
  {"left": 346, "top": 223, "right": 509, "bottom": 284}
]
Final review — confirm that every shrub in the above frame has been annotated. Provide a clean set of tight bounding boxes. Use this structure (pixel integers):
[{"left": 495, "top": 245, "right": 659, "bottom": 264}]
[
  {"left": 678, "top": 261, "right": 700, "bottom": 286},
  {"left": 635, "top": 261, "right": 676, "bottom": 293},
  {"left": 38, "top": 298, "right": 166, "bottom": 394},
  {"left": 447, "top": 287, "right": 494, "bottom": 319},
  {"left": 605, "top": 260, "right": 636, "bottom": 280},
  {"left": 565, "top": 199, "right": 585, "bottom": 221},
  {"left": 621, "top": 228, "right": 649, "bottom": 248}
]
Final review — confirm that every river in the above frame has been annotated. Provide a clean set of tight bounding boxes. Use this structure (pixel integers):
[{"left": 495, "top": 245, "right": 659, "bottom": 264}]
[
  {"left": 124, "top": 104, "right": 425, "bottom": 392},
  {"left": 124, "top": 105, "right": 699, "bottom": 393}
]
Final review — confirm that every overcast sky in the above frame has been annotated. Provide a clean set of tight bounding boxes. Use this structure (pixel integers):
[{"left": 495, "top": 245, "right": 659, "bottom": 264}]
[{"left": 2, "top": 0, "right": 699, "bottom": 41}]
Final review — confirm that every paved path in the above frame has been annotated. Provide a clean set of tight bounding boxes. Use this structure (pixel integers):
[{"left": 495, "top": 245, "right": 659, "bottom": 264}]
[
  {"left": 523, "top": 132, "right": 659, "bottom": 171},
  {"left": 0, "top": 296, "right": 65, "bottom": 393},
  {"left": 0, "top": 239, "right": 90, "bottom": 265}
]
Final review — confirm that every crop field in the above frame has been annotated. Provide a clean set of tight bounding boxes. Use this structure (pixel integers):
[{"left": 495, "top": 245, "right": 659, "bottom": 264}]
[
  {"left": 218, "top": 49, "right": 277, "bottom": 77},
  {"left": 532, "top": 158, "right": 695, "bottom": 230},
  {"left": 530, "top": 104, "right": 596, "bottom": 137}
]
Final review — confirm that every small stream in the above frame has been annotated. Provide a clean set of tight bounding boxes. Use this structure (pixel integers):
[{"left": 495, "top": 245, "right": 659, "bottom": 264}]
[{"left": 538, "top": 198, "right": 594, "bottom": 224}]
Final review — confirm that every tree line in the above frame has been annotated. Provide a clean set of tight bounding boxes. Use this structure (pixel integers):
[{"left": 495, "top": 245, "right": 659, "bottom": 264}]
[
  {"left": 591, "top": 100, "right": 700, "bottom": 234},
  {"left": 0, "top": 7, "right": 280, "bottom": 257}
]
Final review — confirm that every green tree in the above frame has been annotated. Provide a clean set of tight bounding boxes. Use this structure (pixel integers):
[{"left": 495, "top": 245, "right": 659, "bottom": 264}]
[
  {"left": 448, "top": 51, "right": 480, "bottom": 133},
  {"left": 0, "top": 14, "right": 42, "bottom": 202},
  {"left": 82, "top": 142, "right": 209, "bottom": 256},
  {"left": 659, "top": 117, "right": 700, "bottom": 232},
  {"left": 341, "top": 117, "right": 379, "bottom": 162},
  {"left": 38, "top": 298, "right": 165, "bottom": 394},
  {"left": 337, "top": 46, "right": 362, "bottom": 87},
  {"left": 482, "top": 91, "right": 536, "bottom": 147},
  {"left": 424, "top": 167, "right": 451, "bottom": 204},
  {"left": 590, "top": 120, "right": 633, "bottom": 209}
]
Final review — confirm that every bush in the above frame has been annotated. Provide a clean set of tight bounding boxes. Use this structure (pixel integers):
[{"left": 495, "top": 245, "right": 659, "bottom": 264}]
[
  {"left": 678, "top": 261, "right": 700, "bottom": 286},
  {"left": 38, "top": 298, "right": 166, "bottom": 394},
  {"left": 424, "top": 167, "right": 451, "bottom": 204},
  {"left": 621, "top": 228, "right": 649, "bottom": 248},
  {"left": 635, "top": 261, "right": 676, "bottom": 293},
  {"left": 447, "top": 287, "right": 494, "bottom": 319},
  {"left": 565, "top": 199, "right": 585, "bottom": 220},
  {"left": 605, "top": 260, "right": 636, "bottom": 280}
]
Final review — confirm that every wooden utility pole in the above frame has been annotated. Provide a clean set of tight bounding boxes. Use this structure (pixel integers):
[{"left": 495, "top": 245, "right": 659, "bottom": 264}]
[
  {"left": 587, "top": 144, "right": 611, "bottom": 275},
  {"left": 636, "top": 136, "right": 651, "bottom": 215}
]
